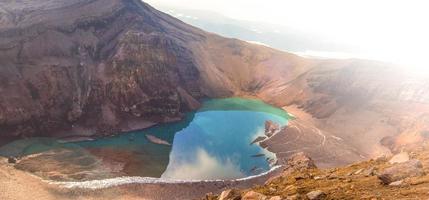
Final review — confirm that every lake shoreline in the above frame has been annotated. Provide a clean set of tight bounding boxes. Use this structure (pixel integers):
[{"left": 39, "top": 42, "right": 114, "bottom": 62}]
[
  {"left": 0, "top": 97, "right": 291, "bottom": 199},
  {"left": 0, "top": 155, "right": 285, "bottom": 200},
  {"left": 49, "top": 165, "right": 285, "bottom": 200},
  {"left": 35, "top": 96, "right": 285, "bottom": 145}
]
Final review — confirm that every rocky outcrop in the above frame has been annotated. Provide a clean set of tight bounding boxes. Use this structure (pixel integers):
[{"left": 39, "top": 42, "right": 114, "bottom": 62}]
[
  {"left": 388, "top": 152, "right": 410, "bottom": 164},
  {"left": 284, "top": 152, "right": 317, "bottom": 171},
  {"left": 265, "top": 121, "right": 280, "bottom": 137},
  {"left": 218, "top": 189, "right": 241, "bottom": 200},
  {"left": 242, "top": 191, "right": 267, "bottom": 200},
  {"left": 378, "top": 159, "right": 425, "bottom": 184},
  {"left": 207, "top": 148, "right": 429, "bottom": 200},
  {"left": 306, "top": 190, "right": 326, "bottom": 200}
]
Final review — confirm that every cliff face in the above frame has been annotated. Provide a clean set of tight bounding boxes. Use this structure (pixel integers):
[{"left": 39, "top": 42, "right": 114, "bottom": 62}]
[
  {"left": 0, "top": 0, "right": 312, "bottom": 138},
  {"left": 0, "top": 0, "right": 207, "bottom": 137}
]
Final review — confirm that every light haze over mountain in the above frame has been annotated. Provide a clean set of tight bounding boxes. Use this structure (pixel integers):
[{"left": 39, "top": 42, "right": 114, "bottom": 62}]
[{"left": 147, "top": 0, "right": 429, "bottom": 70}]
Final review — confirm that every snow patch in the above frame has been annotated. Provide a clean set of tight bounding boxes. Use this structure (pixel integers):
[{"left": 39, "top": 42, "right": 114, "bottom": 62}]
[{"left": 246, "top": 41, "right": 270, "bottom": 47}]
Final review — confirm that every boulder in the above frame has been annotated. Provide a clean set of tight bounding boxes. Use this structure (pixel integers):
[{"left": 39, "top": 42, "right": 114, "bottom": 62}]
[
  {"left": 327, "top": 173, "right": 339, "bottom": 179},
  {"left": 388, "top": 152, "right": 410, "bottom": 164},
  {"left": 375, "top": 155, "right": 389, "bottom": 162},
  {"left": 306, "top": 190, "right": 326, "bottom": 200},
  {"left": 283, "top": 185, "right": 298, "bottom": 194},
  {"left": 363, "top": 167, "right": 376, "bottom": 177},
  {"left": 205, "top": 193, "right": 217, "bottom": 200},
  {"left": 286, "top": 152, "right": 317, "bottom": 171},
  {"left": 286, "top": 195, "right": 301, "bottom": 200},
  {"left": 265, "top": 121, "right": 280, "bottom": 137},
  {"left": 7, "top": 157, "right": 17, "bottom": 164},
  {"left": 378, "top": 159, "right": 424, "bottom": 184},
  {"left": 353, "top": 169, "right": 364, "bottom": 175},
  {"left": 313, "top": 175, "right": 326, "bottom": 180},
  {"left": 269, "top": 196, "right": 283, "bottom": 200},
  {"left": 218, "top": 189, "right": 241, "bottom": 200},
  {"left": 389, "top": 180, "right": 403, "bottom": 186},
  {"left": 343, "top": 178, "right": 352, "bottom": 183},
  {"left": 242, "top": 191, "right": 267, "bottom": 200}
]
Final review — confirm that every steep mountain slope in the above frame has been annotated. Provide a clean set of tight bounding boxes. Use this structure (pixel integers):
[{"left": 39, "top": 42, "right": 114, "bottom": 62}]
[{"left": 0, "top": 0, "right": 309, "bottom": 139}]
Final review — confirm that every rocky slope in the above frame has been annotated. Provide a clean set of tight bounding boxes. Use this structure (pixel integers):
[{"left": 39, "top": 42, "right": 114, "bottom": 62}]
[
  {"left": 258, "top": 63, "right": 429, "bottom": 167},
  {"left": 207, "top": 146, "right": 429, "bottom": 200}
]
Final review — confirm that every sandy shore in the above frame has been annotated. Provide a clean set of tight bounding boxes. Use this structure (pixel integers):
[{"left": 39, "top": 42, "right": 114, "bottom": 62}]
[{"left": 0, "top": 155, "right": 284, "bottom": 200}]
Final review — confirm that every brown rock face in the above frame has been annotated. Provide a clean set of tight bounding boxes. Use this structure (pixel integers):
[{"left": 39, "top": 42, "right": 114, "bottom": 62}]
[
  {"left": 218, "top": 189, "right": 241, "bottom": 200},
  {"left": 306, "top": 190, "right": 326, "bottom": 200},
  {"left": 7, "top": 157, "right": 16, "bottom": 164},
  {"left": 378, "top": 159, "right": 425, "bottom": 184},
  {"left": 0, "top": 0, "right": 205, "bottom": 137},
  {"left": 241, "top": 191, "right": 267, "bottom": 200},
  {"left": 284, "top": 152, "right": 317, "bottom": 171},
  {"left": 388, "top": 152, "right": 410, "bottom": 164},
  {"left": 0, "top": 0, "right": 310, "bottom": 138}
]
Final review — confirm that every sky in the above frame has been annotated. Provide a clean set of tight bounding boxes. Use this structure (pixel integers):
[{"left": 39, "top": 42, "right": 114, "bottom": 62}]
[{"left": 145, "top": 0, "right": 429, "bottom": 69}]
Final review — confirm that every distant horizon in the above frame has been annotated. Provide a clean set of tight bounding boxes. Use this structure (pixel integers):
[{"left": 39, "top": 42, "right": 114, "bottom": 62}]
[{"left": 146, "top": 0, "right": 429, "bottom": 71}]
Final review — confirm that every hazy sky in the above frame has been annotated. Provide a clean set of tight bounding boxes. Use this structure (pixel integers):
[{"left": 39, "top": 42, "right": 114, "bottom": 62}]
[{"left": 146, "top": 0, "right": 428, "bottom": 68}]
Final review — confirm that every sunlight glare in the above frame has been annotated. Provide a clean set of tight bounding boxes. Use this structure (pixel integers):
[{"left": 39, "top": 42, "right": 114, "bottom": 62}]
[{"left": 147, "top": 0, "right": 429, "bottom": 71}]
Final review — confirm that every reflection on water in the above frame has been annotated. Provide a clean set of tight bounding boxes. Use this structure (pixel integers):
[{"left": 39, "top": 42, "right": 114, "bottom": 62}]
[
  {"left": 162, "top": 148, "right": 245, "bottom": 180},
  {"left": 0, "top": 98, "right": 289, "bottom": 181}
]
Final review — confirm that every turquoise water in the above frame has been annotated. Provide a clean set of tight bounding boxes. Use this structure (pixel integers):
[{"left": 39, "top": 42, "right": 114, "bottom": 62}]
[{"left": 0, "top": 98, "right": 289, "bottom": 180}]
